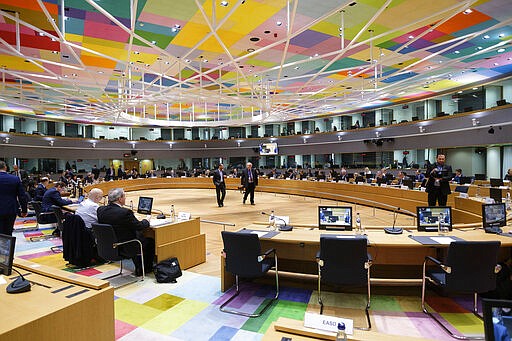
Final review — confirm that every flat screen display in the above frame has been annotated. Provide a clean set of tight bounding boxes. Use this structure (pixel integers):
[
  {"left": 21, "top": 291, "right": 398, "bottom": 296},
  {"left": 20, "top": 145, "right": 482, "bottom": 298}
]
[
  {"left": 483, "top": 298, "right": 512, "bottom": 341},
  {"left": 137, "top": 196, "right": 153, "bottom": 215},
  {"left": 482, "top": 203, "right": 506, "bottom": 228},
  {"left": 318, "top": 206, "right": 352, "bottom": 230},
  {"left": 259, "top": 142, "right": 278, "bottom": 156},
  {"left": 490, "top": 178, "right": 504, "bottom": 188},
  {"left": 0, "top": 234, "right": 16, "bottom": 276},
  {"left": 416, "top": 206, "right": 452, "bottom": 232}
]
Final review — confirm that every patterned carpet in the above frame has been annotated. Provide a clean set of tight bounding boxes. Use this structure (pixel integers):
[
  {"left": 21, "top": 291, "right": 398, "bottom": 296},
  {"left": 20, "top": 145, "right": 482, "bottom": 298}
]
[{"left": 12, "top": 217, "right": 485, "bottom": 340}]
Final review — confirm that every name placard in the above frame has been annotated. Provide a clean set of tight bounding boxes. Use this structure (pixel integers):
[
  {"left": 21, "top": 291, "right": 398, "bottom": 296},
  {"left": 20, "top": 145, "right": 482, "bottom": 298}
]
[
  {"left": 177, "top": 212, "right": 191, "bottom": 220},
  {"left": 303, "top": 312, "right": 353, "bottom": 334}
]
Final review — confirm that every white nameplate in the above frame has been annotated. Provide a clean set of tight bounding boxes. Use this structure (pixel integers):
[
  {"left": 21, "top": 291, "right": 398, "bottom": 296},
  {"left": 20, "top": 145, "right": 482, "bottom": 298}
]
[
  {"left": 485, "top": 197, "right": 495, "bottom": 204},
  {"left": 431, "top": 236, "right": 457, "bottom": 245},
  {"left": 304, "top": 312, "right": 353, "bottom": 334},
  {"left": 459, "top": 193, "right": 469, "bottom": 198},
  {"left": 380, "top": 183, "right": 387, "bottom": 187},
  {"left": 302, "top": 178, "right": 308, "bottom": 181},
  {"left": 177, "top": 212, "right": 191, "bottom": 220},
  {"left": 419, "top": 187, "right": 426, "bottom": 192},
  {"left": 401, "top": 185, "right": 409, "bottom": 190}
]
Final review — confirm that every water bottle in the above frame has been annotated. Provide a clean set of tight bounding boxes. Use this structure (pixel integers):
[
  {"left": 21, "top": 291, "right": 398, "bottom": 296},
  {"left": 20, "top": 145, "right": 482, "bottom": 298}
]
[
  {"left": 170, "top": 205, "right": 175, "bottom": 221},
  {"left": 438, "top": 212, "right": 447, "bottom": 235},
  {"left": 506, "top": 192, "right": 511, "bottom": 210},
  {"left": 355, "top": 213, "right": 362, "bottom": 235},
  {"left": 270, "top": 211, "right": 276, "bottom": 230},
  {"left": 475, "top": 186, "right": 481, "bottom": 199},
  {"left": 336, "top": 322, "right": 347, "bottom": 341}
]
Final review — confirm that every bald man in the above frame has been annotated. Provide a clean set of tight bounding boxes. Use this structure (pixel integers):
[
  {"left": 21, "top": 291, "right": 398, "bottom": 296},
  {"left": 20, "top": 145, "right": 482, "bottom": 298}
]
[{"left": 76, "top": 188, "right": 104, "bottom": 229}]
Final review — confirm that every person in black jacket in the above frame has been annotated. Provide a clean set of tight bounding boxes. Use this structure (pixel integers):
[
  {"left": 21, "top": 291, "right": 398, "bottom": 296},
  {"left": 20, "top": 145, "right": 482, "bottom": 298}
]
[
  {"left": 212, "top": 164, "right": 226, "bottom": 207},
  {"left": 97, "top": 188, "right": 154, "bottom": 276},
  {"left": 241, "top": 162, "right": 258, "bottom": 205},
  {"left": 0, "top": 161, "right": 27, "bottom": 235},
  {"left": 425, "top": 154, "right": 453, "bottom": 206},
  {"left": 33, "top": 177, "right": 49, "bottom": 201}
]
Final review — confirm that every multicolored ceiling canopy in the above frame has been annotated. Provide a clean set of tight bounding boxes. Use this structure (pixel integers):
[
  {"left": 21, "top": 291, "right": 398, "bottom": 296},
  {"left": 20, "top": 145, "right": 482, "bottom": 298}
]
[{"left": 0, "top": 0, "right": 511, "bottom": 127}]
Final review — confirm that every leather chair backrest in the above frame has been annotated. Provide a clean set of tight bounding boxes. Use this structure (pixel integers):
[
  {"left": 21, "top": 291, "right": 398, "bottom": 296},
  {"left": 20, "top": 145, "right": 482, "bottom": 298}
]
[
  {"left": 221, "top": 231, "right": 264, "bottom": 278},
  {"left": 92, "top": 223, "right": 123, "bottom": 262},
  {"left": 445, "top": 241, "right": 500, "bottom": 293},
  {"left": 319, "top": 237, "right": 368, "bottom": 285}
]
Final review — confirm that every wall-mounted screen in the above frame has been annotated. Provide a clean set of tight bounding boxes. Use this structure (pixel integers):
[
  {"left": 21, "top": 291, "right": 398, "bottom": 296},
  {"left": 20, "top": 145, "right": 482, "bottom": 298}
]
[
  {"left": 259, "top": 142, "right": 278, "bottom": 156},
  {"left": 318, "top": 206, "right": 352, "bottom": 231},
  {"left": 416, "top": 206, "right": 452, "bottom": 232}
]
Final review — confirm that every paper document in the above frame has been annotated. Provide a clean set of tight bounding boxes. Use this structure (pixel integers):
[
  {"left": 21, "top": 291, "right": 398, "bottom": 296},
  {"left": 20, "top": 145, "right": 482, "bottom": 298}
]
[
  {"left": 431, "top": 236, "right": 457, "bottom": 245},
  {"left": 336, "top": 235, "right": 356, "bottom": 239},
  {"left": 250, "top": 231, "right": 268, "bottom": 237}
]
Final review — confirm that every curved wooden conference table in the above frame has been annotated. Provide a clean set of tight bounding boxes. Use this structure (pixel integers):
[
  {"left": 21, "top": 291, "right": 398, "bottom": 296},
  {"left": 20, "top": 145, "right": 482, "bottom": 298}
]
[
  {"left": 86, "top": 177, "right": 486, "bottom": 224},
  {"left": 86, "top": 177, "right": 511, "bottom": 289}
]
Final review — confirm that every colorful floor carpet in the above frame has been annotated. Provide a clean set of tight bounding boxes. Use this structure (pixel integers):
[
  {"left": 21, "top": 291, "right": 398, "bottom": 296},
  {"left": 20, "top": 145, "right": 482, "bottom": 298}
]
[{"left": 12, "top": 221, "right": 485, "bottom": 340}]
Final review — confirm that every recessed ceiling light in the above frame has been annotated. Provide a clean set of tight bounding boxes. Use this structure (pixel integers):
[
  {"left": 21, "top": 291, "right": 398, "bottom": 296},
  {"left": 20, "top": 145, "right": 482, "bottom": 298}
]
[
  {"left": 38, "top": 32, "right": 45, "bottom": 36},
  {"left": 151, "top": 40, "right": 157, "bottom": 45},
  {"left": 145, "top": 64, "right": 150, "bottom": 67},
  {"left": 483, "top": 35, "right": 490, "bottom": 39},
  {"left": 499, "top": 33, "right": 505, "bottom": 38},
  {"left": 134, "top": 51, "right": 140, "bottom": 54},
  {"left": 498, "top": 48, "right": 506, "bottom": 53},
  {"left": 476, "top": 46, "right": 483, "bottom": 50},
  {"left": 63, "top": 75, "right": 68, "bottom": 78},
  {"left": 203, "top": 59, "right": 208, "bottom": 63},
  {"left": 408, "top": 35, "right": 414, "bottom": 39},
  {"left": 454, "top": 50, "right": 460, "bottom": 54},
  {"left": 185, "top": 59, "right": 190, "bottom": 63},
  {"left": 294, "top": 66, "right": 299, "bottom": 70},
  {"left": 247, "top": 48, "right": 255, "bottom": 52},
  {"left": 264, "top": 30, "right": 271, "bottom": 34},
  {"left": 314, "top": 53, "right": 319, "bottom": 57},
  {"left": 463, "top": 8, "right": 473, "bottom": 14},
  {"left": 139, "top": 22, "right": 144, "bottom": 27},
  {"left": 165, "top": 61, "right": 170, "bottom": 64},
  {"left": 494, "top": 62, "right": 499, "bottom": 66},
  {"left": 51, "top": 50, "right": 59, "bottom": 54},
  {"left": 249, "top": 37, "right": 260, "bottom": 42},
  {"left": 472, "top": 87, "right": 478, "bottom": 90},
  {"left": 276, "top": 21, "right": 282, "bottom": 26},
  {"left": 220, "top": 1, "right": 228, "bottom": 6},
  {"left": 97, "top": 71, "right": 104, "bottom": 74}
]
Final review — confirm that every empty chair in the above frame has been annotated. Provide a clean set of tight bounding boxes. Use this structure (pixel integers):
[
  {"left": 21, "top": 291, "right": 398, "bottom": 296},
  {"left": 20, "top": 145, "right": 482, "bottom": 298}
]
[
  {"left": 316, "top": 236, "right": 372, "bottom": 330},
  {"left": 28, "top": 201, "right": 57, "bottom": 241},
  {"left": 422, "top": 241, "right": 501, "bottom": 339},
  {"left": 92, "top": 223, "right": 145, "bottom": 286},
  {"left": 220, "top": 231, "right": 279, "bottom": 317},
  {"left": 62, "top": 214, "right": 96, "bottom": 267}
]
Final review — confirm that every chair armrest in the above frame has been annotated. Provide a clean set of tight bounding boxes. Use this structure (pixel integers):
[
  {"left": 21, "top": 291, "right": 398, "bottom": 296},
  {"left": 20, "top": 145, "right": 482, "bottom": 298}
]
[
  {"left": 258, "top": 248, "right": 276, "bottom": 262},
  {"left": 367, "top": 253, "right": 373, "bottom": 262},
  {"left": 113, "top": 238, "right": 142, "bottom": 249},
  {"left": 424, "top": 256, "right": 451, "bottom": 273}
]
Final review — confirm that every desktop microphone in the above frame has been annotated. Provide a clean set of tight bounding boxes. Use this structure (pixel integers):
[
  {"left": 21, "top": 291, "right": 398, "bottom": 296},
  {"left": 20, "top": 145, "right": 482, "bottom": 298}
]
[
  {"left": 130, "top": 200, "right": 134, "bottom": 211},
  {"left": 6, "top": 268, "right": 31, "bottom": 294},
  {"left": 261, "top": 211, "right": 293, "bottom": 231},
  {"left": 155, "top": 209, "right": 166, "bottom": 219},
  {"left": 384, "top": 207, "right": 403, "bottom": 234}
]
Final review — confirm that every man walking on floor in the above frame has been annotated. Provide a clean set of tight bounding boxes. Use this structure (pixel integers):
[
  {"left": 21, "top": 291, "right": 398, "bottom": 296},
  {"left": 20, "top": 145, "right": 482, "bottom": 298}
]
[
  {"left": 212, "top": 163, "right": 226, "bottom": 207},
  {"left": 0, "top": 161, "right": 27, "bottom": 235},
  {"left": 241, "top": 162, "right": 258, "bottom": 205}
]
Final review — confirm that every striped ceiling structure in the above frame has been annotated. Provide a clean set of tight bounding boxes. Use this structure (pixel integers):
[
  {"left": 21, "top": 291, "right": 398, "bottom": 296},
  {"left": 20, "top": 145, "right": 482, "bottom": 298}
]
[{"left": 0, "top": 0, "right": 511, "bottom": 127}]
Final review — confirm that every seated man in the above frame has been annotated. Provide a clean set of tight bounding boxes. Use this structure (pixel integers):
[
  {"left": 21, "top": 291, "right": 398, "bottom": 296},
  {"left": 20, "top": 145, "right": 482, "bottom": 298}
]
[
  {"left": 42, "top": 181, "right": 73, "bottom": 212},
  {"left": 97, "top": 188, "right": 154, "bottom": 276},
  {"left": 75, "top": 188, "right": 104, "bottom": 229},
  {"left": 34, "top": 177, "right": 49, "bottom": 201}
]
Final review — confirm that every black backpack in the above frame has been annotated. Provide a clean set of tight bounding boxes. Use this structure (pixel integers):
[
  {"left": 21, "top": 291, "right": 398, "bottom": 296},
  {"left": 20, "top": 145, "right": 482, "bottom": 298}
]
[{"left": 154, "top": 257, "right": 182, "bottom": 283}]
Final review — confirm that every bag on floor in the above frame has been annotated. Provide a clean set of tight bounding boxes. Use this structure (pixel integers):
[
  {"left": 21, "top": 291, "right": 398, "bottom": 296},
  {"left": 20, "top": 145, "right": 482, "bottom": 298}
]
[{"left": 154, "top": 257, "right": 182, "bottom": 283}]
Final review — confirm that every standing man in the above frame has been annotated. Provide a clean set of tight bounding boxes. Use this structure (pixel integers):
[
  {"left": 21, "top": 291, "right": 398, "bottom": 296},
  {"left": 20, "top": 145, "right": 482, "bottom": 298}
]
[
  {"left": 97, "top": 188, "right": 154, "bottom": 276},
  {"left": 91, "top": 165, "right": 100, "bottom": 181},
  {"left": 212, "top": 164, "right": 226, "bottom": 207},
  {"left": 0, "top": 161, "right": 27, "bottom": 235},
  {"left": 241, "top": 162, "right": 258, "bottom": 205},
  {"left": 425, "top": 154, "right": 453, "bottom": 206}
]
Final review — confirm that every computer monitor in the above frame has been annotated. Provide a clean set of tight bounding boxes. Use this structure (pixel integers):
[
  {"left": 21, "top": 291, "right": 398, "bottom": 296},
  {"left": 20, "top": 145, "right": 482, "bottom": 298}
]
[
  {"left": 0, "top": 234, "right": 16, "bottom": 276},
  {"left": 490, "top": 188, "right": 503, "bottom": 203},
  {"left": 318, "top": 206, "right": 352, "bottom": 231},
  {"left": 490, "top": 178, "right": 504, "bottom": 188},
  {"left": 454, "top": 186, "right": 469, "bottom": 193},
  {"left": 496, "top": 99, "right": 508, "bottom": 106},
  {"left": 365, "top": 173, "right": 373, "bottom": 179},
  {"left": 416, "top": 206, "right": 452, "bottom": 232},
  {"left": 355, "top": 176, "right": 364, "bottom": 183},
  {"left": 459, "top": 176, "right": 472, "bottom": 185},
  {"left": 137, "top": 197, "right": 153, "bottom": 215},
  {"left": 475, "top": 174, "right": 486, "bottom": 181},
  {"left": 482, "top": 203, "right": 506, "bottom": 229},
  {"left": 483, "top": 298, "right": 512, "bottom": 341}
]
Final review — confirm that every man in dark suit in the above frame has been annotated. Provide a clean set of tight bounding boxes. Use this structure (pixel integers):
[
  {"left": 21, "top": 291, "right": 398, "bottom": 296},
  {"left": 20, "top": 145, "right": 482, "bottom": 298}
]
[
  {"left": 97, "top": 188, "right": 154, "bottom": 276},
  {"left": 41, "top": 181, "right": 73, "bottom": 212},
  {"left": 91, "top": 165, "right": 100, "bottom": 181},
  {"left": 425, "top": 154, "right": 453, "bottom": 206},
  {"left": 117, "top": 166, "right": 125, "bottom": 180},
  {"left": 241, "top": 162, "right": 258, "bottom": 205},
  {"left": 212, "top": 164, "right": 226, "bottom": 207},
  {"left": 0, "top": 161, "right": 28, "bottom": 235},
  {"left": 34, "top": 177, "right": 49, "bottom": 201},
  {"left": 105, "top": 165, "right": 115, "bottom": 181}
]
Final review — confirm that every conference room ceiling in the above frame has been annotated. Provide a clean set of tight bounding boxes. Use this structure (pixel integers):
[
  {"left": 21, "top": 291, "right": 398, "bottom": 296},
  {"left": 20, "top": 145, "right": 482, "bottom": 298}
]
[{"left": 0, "top": 0, "right": 511, "bottom": 128}]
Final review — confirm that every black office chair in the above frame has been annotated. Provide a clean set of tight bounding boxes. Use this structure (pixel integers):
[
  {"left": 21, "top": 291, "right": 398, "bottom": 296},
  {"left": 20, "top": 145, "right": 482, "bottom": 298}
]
[
  {"left": 316, "top": 236, "right": 372, "bottom": 330},
  {"left": 220, "top": 231, "right": 279, "bottom": 318},
  {"left": 62, "top": 214, "right": 97, "bottom": 267},
  {"left": 28, "top": 201, "right": 58, "bottom": 241},
  {"left": 422, "top": 241, "right": 501, "bottom": 339},
  {"left": 92, "top": 223, "right": 145, "bottom": 284}
]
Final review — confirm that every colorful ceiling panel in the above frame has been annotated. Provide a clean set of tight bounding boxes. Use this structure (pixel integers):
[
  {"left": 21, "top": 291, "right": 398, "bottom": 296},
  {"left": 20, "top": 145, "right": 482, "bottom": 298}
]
[{"left": 0, "top": 0, "right": 511, "bottom": 127}]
